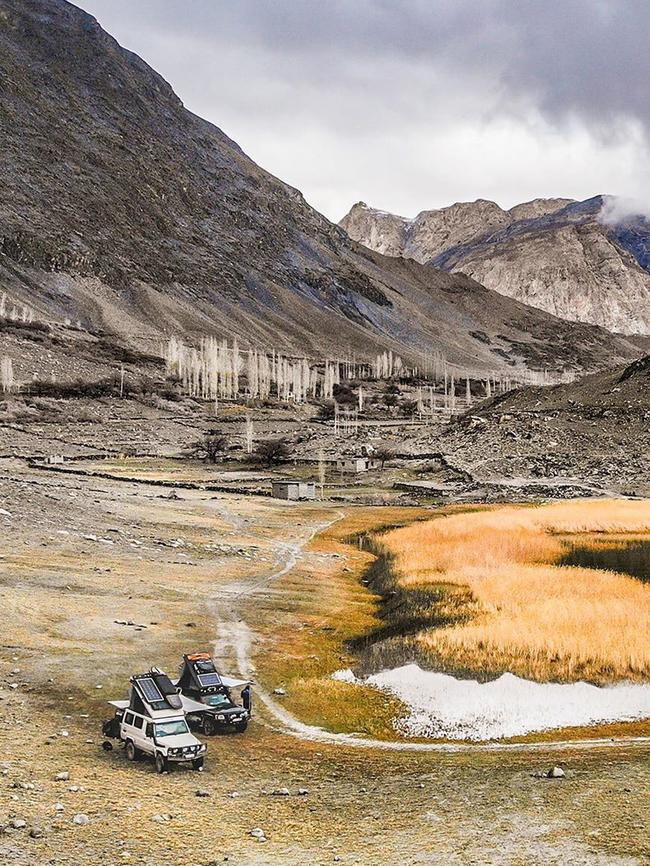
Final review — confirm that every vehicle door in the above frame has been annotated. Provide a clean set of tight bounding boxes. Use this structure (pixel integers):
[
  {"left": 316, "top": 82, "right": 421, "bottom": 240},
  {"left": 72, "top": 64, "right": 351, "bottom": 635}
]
[
  {"left": 142, "top": 720, "right": 158, "bottom": 755},
  {"left": 121, "top": 709, "right": 136, "bottom": 741},
  {"left": 131, "top": 714, "right": 151, "bottom": 753}
]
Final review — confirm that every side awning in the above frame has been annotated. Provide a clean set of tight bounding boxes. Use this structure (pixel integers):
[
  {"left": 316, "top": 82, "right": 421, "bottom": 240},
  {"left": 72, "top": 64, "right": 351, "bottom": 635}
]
[
  {"left": 180, "top": 694, "right": 211, "bottom": 714},
  {"left": 221, "top": 675, "right": 253, "bottom": 689}
]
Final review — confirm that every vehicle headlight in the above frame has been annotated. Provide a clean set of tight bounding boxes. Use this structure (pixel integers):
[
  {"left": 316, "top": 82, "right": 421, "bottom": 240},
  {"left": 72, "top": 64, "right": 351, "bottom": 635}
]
[{"left": 217, "top": 714, "right": 225, "bottom": 721}]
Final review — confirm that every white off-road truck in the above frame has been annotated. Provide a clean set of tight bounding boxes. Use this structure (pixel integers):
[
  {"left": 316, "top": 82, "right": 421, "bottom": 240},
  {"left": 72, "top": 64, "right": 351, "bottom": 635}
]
[{"left": 102, "top": 668, "right": 207, "bottom": 773}]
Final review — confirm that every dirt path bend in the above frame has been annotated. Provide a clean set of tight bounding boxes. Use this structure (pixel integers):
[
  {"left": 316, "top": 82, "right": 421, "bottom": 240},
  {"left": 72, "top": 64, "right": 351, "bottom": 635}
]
[{"left": 210, "top": 510, "right": 650, "bottom": 755}]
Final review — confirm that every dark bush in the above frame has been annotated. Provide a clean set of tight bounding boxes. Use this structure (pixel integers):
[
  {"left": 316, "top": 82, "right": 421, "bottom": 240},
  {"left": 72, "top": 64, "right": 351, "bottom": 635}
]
[
  {"left": 26, "top": 377, "right": 120, "bottom": 399},
  {"left": 401, "top": 400, "right": 418, "bottom": 417},
  {"left": 383, "top": 383, "right": 400, "bottom": 407},
  {"left": 191, "top": 432, "right": 229, "bottom": 463},
  {"left": 0, "top": 318, "right": 50, "bottom": 334},
  {"left": 157, "top": 387, "right": 182, "bottom": 402},
  {"left": 92, "top": 339, "right": 164, "bottom": 367},
  {"left": 254, "top": 437, "right": 290, "bottom": 466},
  {"left": 332, "top": 383, "right": 357, "bottom": 406},
  {"left": 317, "top": 401, "right": 336, "bottom": 421}
]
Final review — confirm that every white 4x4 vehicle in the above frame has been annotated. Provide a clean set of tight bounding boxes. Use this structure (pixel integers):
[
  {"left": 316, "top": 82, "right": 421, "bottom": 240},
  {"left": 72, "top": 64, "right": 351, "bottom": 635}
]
[
  {"left": 121, "top": 708, "right": 206, "bottom": 774},
  {"left": 103, "top": 668, "right": 208, "bottom": 774}
]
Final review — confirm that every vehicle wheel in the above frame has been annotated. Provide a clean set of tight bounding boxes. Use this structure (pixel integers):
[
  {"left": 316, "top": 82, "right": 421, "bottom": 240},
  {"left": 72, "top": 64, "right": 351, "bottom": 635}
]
[
  {"left": 155, "top": 752, "right": 168, "bottom": 774},
  {"left": 125, "top": 740, "right": 137, "bottom": 762},
  {"left": 234, "top": 720, "right": 248, "bottom": 734},
  {"left": 202, "top": 715, "right": 217, "bottom": 736},
  {"left": 192, "top": 757, "right": 204, "bottom": 771}
]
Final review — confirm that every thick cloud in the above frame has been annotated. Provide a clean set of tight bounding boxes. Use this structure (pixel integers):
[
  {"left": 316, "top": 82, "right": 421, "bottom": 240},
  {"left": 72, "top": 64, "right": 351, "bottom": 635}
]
[{"left": 75, "top": 1, "right": 650, "bottom": 220}]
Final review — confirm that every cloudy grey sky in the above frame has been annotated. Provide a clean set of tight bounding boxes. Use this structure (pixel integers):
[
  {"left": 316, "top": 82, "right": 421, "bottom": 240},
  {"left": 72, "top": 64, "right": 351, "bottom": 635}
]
[{"left": 76, "top": 0, "right": 650, "bottom": 221}]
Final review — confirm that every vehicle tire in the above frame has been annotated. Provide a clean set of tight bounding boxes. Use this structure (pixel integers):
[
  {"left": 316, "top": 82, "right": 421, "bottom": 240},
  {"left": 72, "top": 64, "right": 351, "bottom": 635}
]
[
  {"left": 202, "top": 715, "right": 217, "bottom": 736},
  {"left": 234, "top": 720, "right": 248, "bottom": 734},
  {"left": 192, "top": 757, "right": 204, "bottom": 771},
  {"left": 125, "top": 740, "right": 137, "bottom": 762},
  {"left": 155, "top": 752, "right": 168, "bottom": 775}
]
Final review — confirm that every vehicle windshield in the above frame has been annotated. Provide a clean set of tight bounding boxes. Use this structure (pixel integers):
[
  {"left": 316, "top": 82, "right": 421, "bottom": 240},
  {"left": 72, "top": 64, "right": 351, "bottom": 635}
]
[
  {"left": 154, "top": 719, "right": 189, "bottom": 737},
  {"left": 203, "top": 692, "right": 233, "bottom": 708}
]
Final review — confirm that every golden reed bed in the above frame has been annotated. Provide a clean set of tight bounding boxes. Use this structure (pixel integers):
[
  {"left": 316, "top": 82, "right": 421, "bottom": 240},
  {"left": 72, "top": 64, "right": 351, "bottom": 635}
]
[{"left": 379, "top": 500, "right": 650, "bottom": 683}]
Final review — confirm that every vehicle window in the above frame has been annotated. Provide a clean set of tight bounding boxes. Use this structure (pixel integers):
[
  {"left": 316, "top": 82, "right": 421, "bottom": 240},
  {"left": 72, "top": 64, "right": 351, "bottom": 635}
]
[
  {"left": 133, "top": 715, "right": 143, "bottom": 729},
  {"left": 203, "top": 692, "right": 232, "bottom": 708},
  {"left": 124, "top": 711, "right": 134, "bottom": 726},
  {"left": 154, "top": 719, "right": 189, "bottom": 738}
]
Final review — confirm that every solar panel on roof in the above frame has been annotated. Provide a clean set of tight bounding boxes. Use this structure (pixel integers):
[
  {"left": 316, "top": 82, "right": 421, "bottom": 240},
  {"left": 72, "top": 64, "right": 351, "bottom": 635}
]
[
  {"left": 197, "top": 672, "right": 221, "bottom": 687},
  {"left": 138, "top": 677, "right": 164, "bottom": 703}
]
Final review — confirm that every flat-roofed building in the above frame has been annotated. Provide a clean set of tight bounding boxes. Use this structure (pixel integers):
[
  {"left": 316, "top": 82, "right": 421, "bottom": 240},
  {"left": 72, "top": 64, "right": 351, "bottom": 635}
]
[{"left": 271, "top": 480, "right": 317, "bottom": 500}]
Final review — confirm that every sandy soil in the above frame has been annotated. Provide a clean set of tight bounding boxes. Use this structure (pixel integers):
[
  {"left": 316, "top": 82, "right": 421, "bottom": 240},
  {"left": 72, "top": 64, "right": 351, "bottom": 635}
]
[{"left": 0, "top": 461, "right": 648, "bottom": 865}]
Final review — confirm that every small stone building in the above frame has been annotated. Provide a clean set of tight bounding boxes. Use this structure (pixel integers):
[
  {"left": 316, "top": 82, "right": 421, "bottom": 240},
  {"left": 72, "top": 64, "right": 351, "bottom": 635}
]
[
  {"left": 44, "top": 454, "right": 65, "bottom": 465},
  {"left": 271, "top": 480, "right": 317, "bottom": 501},
  {"left": 336, "top": 456, "right": 370, "bottom": 473}
]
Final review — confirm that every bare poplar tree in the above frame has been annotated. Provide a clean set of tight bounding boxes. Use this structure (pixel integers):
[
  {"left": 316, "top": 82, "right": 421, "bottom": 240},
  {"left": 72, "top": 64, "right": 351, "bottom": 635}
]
[
  {"left": 318, "top": 448, "right": 326, "bottom": 498},
  {"left": 1, "top": 357, "right": 14, "bottom": 394},
  {"left": 245, "top": 415, "right": 254, "bottom": 454}
]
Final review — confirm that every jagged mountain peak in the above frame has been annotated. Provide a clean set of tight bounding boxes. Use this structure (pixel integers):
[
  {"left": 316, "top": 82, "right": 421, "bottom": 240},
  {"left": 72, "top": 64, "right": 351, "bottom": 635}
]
[{"left": 340, "top": 193, "right": 650, "bottom": 335}]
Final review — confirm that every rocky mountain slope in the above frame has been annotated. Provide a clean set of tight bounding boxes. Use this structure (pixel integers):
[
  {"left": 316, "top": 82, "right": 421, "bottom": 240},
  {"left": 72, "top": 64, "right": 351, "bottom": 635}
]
[
  {"left": 0, "top": 0, "right": 642, "bottom": 376},
  {"left": 341, "top": 198, "right": 650, "bottom": 335},
  {"left": 428, "top": 355, "right": 650, "bottom": 496}
]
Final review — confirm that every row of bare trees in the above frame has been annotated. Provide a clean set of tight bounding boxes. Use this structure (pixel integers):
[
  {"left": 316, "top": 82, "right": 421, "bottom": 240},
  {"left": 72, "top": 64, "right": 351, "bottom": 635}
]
[
  {"left": 166, "top": 336, "right": 344, "bottom": 403},
  {"left": 165, "top": 335, "right": 557, "bottom": 406}
]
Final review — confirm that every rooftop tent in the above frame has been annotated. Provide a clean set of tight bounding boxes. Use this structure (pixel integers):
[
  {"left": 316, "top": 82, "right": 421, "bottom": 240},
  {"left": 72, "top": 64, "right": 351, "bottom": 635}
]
[
  {"left": 177, "top": 652, "right": 224, "bottom": 693},
  {"left": 129, "top": 668, "right": 183, "bottom": 715},
  {"left": 151, "top": 668, "right": 183, "bottom": 709}
]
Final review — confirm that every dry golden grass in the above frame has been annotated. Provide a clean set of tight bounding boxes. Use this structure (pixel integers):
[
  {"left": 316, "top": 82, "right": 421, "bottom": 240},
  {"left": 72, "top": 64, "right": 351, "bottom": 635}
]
[{"left": 380, "top": 500, "right": 650, "bottom": 683}]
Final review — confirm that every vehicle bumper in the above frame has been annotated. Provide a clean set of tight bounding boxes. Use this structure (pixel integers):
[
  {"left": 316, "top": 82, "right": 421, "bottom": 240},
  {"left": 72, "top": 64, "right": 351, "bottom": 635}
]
[
  {"left": 166, "top": 748, "right": 207, "bottom": 762},
  {"left": 210, "top": 713, "right": 248, "bottom": 726}
]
